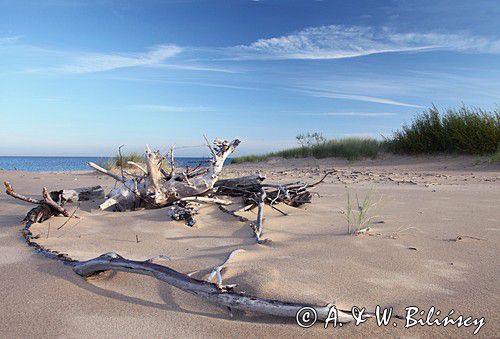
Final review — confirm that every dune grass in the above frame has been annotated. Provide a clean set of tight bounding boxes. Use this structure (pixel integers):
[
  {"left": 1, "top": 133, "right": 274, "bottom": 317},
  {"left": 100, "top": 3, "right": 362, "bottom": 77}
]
[
  {"left": 491, "top": 146, "right": 500, "bottom": 163},
  {"left": 233, "top": 106, "right": 500, "bottom": 164},
  {"left": 386, "top": 106, "right": 500, "bottom": 155},
  {"left": 232, "top": 137, "right": 383, "bottom": 163}
]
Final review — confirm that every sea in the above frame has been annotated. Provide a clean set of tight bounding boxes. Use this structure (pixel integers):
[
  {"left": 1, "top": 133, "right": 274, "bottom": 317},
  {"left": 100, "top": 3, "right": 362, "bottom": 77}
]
[{"left": 0, "top": 156, "right": 213, "bottom": 172}]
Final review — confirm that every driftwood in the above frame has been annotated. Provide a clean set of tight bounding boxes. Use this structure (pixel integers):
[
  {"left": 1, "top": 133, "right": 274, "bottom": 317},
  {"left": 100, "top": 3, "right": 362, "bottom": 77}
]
[
  {"left": 251, "top": 188, "right": 267, "bottom": 244},
  {"left": 214, "top": 174, "right": 266, "bottom": 195},
  {"left": 73, "top": 252, "right": 358, "bottom": 323},
  {"left": 179, "top": 196, "right": 232, "bottom": 205},
  {"left": 4, "top": 181, "right": 91, "bottom": 223},
  {"left": 167, "top": 201, "right": 199, "bottom": 226},
  {"left": 207, "top": 249, "right": 244, "bottom": 287},
  {"left": 60, "top": 186, "right": 105, "bottom": 203},
  {"left": 89, "top": 138, "right": 240, "bottom": 211},
  {"left": 212, "top": 171, "right": 334, "bottom": 243}
]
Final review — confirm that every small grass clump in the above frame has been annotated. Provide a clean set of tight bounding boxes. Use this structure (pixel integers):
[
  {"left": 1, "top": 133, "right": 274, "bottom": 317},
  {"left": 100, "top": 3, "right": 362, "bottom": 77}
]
[
  {"left": 340, "top": 187, "right": 379, "bottom": 235},
  {"left": 232, "top": 137, "right": 383, "bottom": 163},
  {"left": 386, "top": 105, "right": 500, "bottom": 155},
  {"left": 97, "top": 152, "right": 144, "bottom": 170},
  {"left": 115, "top": 152, "right": 144, "bottom": 168}
]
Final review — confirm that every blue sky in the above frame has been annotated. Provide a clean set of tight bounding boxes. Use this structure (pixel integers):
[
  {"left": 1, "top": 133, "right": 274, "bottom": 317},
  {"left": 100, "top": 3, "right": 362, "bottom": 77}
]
[{"left": 1, "top": 0, "right": 499, "bottom": 156}]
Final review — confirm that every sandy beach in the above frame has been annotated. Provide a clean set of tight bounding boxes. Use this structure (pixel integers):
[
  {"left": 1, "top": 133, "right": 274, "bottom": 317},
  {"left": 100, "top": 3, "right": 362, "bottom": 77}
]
[{"left": 1, "top": 155, "right": 499, "bottom": 337}]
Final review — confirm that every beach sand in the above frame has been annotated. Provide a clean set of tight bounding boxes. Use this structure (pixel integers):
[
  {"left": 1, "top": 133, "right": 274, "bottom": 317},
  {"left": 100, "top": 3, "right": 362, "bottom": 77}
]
[{"left": 1, "top": 155, "right": 499, "bottom": 337}]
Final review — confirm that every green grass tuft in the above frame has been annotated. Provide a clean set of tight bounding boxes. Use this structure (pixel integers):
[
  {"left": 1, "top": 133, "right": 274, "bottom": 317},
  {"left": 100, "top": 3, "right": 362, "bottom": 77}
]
[
  {"left": 340, "top": 187, "right": 380, "bottom": 235},
  {"left": 491, "top": 145, "right": 500, "bottom": 163},
  {"left": 97, "top": 152, "right": 145, "bottom": 170}
]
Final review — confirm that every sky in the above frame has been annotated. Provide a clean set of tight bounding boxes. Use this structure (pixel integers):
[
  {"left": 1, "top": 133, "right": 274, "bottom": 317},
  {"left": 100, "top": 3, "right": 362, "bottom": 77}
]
[{"left": 1, "top": 0, "right": 499, "bottom": 156}]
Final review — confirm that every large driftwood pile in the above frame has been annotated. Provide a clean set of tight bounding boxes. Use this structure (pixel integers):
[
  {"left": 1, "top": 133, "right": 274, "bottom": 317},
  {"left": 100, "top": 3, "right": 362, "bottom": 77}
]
[
  {"left": 88, "top": 139, "right": 240, "bottom": 211},
  {"left": 4, "top": 137, "right": 360, "bottom": 324}
]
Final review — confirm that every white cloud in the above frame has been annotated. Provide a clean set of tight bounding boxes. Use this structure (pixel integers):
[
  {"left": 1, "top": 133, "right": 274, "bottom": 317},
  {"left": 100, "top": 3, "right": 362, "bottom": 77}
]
[
  {"left": 55, "top": 44, "right": 183, "bottom": 74},
  {"left": 300, "top": 112, "right": 397, "bottom": 116},
  {"left": 226, "top": 25, "right": 500, "bottom": 60},
  {"left": 20, "top": 44, "right": 236, "bottom": 74},
  {"left": 124, "top": 105, "right": 213, "bottom": 113},
  {"left": 297, "top": 88, "right": 423, "bottom": 108}
]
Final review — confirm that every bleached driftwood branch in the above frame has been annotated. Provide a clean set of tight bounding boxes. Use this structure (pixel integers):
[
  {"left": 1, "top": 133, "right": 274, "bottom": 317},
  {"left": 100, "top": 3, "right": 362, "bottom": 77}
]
[
  {"left": 207, "top": 249, "right": 245, "bottom": 287},
  {"left": 73, "top": 252, "right": 357, "bottom": 323},
  {"left": 252, "top": 188, "right": 267, "bottom": 244},
  {"left": 127, "top": 161, "right": 147, "bottom": 175},
  {"left": 88, "top": 162, "right": 125, "bottom": 182},
  {"left": 179, "top": 196, "right": 232, "bottom": 205}
]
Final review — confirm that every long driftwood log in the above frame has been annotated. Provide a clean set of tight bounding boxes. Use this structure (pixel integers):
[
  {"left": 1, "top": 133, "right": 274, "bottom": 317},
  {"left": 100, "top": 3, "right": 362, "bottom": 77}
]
[
  {"left": 73, "top": 252, "right": 358, "bottom": 323},
  {"left": 15, "top": 216, "right": 365, "bottom": 324}
]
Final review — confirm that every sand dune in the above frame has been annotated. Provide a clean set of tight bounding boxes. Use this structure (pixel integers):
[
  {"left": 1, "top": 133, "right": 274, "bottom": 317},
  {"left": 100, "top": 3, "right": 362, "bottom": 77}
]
[{"left": 1, "top": 156, "right": 499, "bottom": 337}]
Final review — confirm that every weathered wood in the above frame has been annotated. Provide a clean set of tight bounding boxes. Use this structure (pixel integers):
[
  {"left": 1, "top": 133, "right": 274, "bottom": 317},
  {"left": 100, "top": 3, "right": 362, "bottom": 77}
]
[
  {"left": 207, "top": 249, "right": 244, "bottom": 287},
  {"left": 253, "top": 188, "right": 267, "bottom": 244},
  {"left": 4, "top": 182, "right": 80, "bottom": 222},
  {"left": 61, "top": 186, "right": 105, "bottom": 203},
  {"left": 214, "top": 174, "right": 266, "bottom": 195},
  {"left": 73, "top": 252, "right": 357, "bottom": 323},
  {"left": 145, "top": 144, "right": 168, "bottom": 206},
  {"left": 42, "top": 187, "right": 71, "bottom": 217},
  {"left": 179, "top": 196, "right": 232, "bottom": 205},
  {"left": 100, "top": 178, "right": 144, "bottom": 211}
]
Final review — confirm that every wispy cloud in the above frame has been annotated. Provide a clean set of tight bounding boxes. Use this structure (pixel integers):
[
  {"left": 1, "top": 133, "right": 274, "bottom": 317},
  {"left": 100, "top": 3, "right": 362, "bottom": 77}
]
[
  {"left": 123, "top": 105, "right": 213, "bottom": 113},
  {"left": 296, "top": 88, "right": 423, "bottom": 108},
  {"left": 37, "top": 44, "right": 183, "bottom": 74},
  {"left": 153, "top": 63, "right": 239, "bottom": 73},
  {"left": 299, "top": 112, "right": 397, "bottom": 116},
  {"left": 105, "top": 76, "right": 261, "bottom": 91},
  {"left": 0, "top": 36, "right": 22, "bottom": 45},
  {"left": 13, "top": 42, "right": 236, "bottom": 74},
  {"left": 225, "top": 25, "right": 500, "bottom": 60}
]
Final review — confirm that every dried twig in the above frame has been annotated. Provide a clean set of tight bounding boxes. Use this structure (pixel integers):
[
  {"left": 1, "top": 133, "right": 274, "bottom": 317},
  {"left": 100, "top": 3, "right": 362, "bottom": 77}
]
[
  {"left": 118, "top": 144, "right": 126, "bottom": 182},
  {"left": 57, "top": 204, "right": 80, "bottom": 230}
]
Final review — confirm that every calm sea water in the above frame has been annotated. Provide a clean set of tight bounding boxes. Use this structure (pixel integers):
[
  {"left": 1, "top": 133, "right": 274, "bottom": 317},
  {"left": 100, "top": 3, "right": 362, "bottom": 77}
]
[{"left": 0, "top": 156, "right": 212, "bottom": 172}]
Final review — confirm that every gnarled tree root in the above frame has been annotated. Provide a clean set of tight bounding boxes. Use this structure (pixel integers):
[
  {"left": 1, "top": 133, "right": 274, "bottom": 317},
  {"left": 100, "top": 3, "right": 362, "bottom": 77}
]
[{"left": 73, "top": 252, "right": 357, "bottom": 323}]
